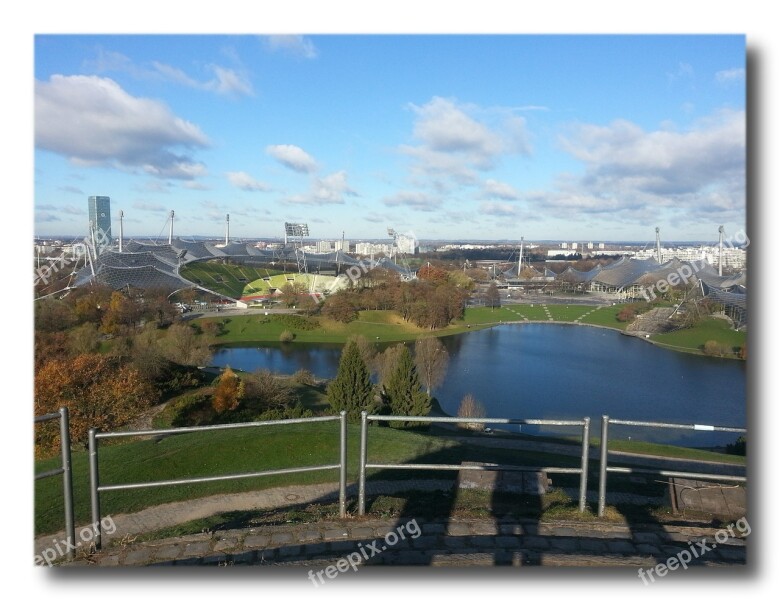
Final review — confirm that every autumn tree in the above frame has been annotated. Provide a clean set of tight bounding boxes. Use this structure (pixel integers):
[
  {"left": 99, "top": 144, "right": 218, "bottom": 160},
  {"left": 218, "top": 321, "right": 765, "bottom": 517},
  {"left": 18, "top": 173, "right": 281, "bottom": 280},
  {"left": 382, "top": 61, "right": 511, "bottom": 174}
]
[
  {"left": 35, "top": 354, "right": 158, "bottom": 453},
  {"left": 414, "top": 337, "right": 449, "bottom": 396},
  {"left": 384, "top": 345, "right": 430, "bottom": 423},
  {"left": 326, "top": 340, "right": 374, "bottom": 423},
  {"left": 322, "top": 292, "right": 358, "bottom": 323},
  {"left": 484, "top": 282, "right": 501, "bottom": 311},
  {"left": 280, "top": 281, "right": 308, "bottom": 308},
  {"left": 35, "top": 298, "right": 77, "bottom": 333},
  {"left": 67, "top": 322, "right": 101, "bottom": 356},
  {"left": 100, "top": 291, "right": 141, "bottom": 334},
  {"left": 212, "top": 366, "right": 244, "bottom": 414}
]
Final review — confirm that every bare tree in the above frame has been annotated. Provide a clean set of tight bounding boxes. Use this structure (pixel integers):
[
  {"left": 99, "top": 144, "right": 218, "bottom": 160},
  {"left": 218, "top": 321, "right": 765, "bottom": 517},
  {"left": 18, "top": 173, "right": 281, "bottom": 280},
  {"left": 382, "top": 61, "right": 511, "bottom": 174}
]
[
  {"left": 375, "top": 344, "right": 407, "bottom": 388},
  {"left": 414, "top": 337, "right": 449, "bottom": 396},
  {"left": 163, "top": 323, "right": 213, "bottom": 366},
  {"left": 457, "top": 393, "right": 486, "bottom": 431}
]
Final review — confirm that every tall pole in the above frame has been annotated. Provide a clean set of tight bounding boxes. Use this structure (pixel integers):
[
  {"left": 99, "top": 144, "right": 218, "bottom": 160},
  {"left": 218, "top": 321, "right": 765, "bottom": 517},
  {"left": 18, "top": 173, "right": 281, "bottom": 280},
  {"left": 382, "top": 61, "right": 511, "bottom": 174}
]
[
  {"left": 168, "top": 210, "right": 174, "bottom": 245},
  {"left": 225, "top": 213, "right": 230, "bottom": 246},
  {"left": 518, "top": 235, "right": 524, "bottom": 277},
  {"left": 119, "top": 210, "right": 124, "bottom": 253},
  {"left": 655, "top": 227, "right": 662, "bottom": 263},
  {"left": 718, "top": 225, "right": 724, "bottom": 276}
]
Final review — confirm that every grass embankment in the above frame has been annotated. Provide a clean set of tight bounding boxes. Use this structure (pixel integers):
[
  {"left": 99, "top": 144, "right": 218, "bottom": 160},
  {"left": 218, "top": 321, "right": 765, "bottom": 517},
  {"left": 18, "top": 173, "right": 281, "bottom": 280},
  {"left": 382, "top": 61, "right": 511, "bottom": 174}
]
[
  {"left": 200, "top": 305, "right": 744, "bottom": 356},
  {"left": 35, "top": 415, "right": 745, "bottom": 537},
  {"left": 652, "top": 317, "right": 746, "bottom": 355},
  {"left": 35, "top": 422, "right": 589, "bottom": 536}
]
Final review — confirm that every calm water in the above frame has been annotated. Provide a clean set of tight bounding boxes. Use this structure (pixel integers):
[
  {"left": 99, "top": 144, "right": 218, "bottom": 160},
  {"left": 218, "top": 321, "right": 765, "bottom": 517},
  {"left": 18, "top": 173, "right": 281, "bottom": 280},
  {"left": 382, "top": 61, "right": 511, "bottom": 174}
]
[{"left": 211, "top": 324, "right": 746, "bottom": 446}]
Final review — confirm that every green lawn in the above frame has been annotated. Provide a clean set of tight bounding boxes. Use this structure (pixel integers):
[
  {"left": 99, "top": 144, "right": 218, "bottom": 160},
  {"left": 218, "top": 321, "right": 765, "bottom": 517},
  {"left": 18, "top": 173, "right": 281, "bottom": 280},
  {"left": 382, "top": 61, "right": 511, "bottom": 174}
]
[
  {"left": 653, "top": 317, "right": 746, "bottom": 354},
  {"left": 35, "top": 423, "right": 586, "bottom": 536}
]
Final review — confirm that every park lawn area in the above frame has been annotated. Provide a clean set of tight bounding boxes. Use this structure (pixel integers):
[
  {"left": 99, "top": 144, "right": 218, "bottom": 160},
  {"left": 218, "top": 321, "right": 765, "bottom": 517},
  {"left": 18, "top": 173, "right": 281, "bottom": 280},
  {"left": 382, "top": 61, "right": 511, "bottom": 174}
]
[
  {"left": 545, "top": 304, "right": 595, "bottom": 322},
  {"left": 34, "top": 422, "right": 587, "bottom": 537},
  {"left": 652, "top": 317, "right": 746, "bottom": 354},
  {"left": 578, "top": 305, "right": 631, "bottom": 330},
  {"left": 606, "top": 438, "right": 746, "bottom": 465}
]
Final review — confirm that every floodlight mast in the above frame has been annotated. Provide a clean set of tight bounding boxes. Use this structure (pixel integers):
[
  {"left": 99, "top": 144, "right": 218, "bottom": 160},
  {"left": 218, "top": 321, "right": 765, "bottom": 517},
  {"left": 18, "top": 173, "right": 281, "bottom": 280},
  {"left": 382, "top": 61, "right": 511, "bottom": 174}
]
[{"left": 284, "top": 222, "right": 310, "bottom": 273}]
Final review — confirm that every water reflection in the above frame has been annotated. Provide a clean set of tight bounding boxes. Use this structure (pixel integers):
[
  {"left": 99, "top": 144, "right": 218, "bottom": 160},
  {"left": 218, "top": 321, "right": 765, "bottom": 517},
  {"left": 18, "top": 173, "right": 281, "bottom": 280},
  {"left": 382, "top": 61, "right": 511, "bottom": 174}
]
[{"left": 211, "top": 325, "right": 746, "bottom": 447}]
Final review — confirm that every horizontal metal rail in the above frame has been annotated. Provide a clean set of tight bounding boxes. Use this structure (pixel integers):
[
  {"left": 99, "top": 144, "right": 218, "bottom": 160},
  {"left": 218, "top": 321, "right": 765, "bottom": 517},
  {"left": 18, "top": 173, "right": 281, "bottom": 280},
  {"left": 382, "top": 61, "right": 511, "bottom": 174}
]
[
  {"left": 34, "top": 407, "right": 75, "bottom": 561},
  {"left": 95, "top": 414, "right": 341, "bottom": 439},
  {"left": 35, "top": 467, "right": 65, "bottom": 481},
  {"left": 89, "top": 412, "right": 348, "bottom": 550},
  {"left": 98, "top": 464, "right": 341, "bottom": 492},
  {"left": 607, "top": 418, "right": 746, "bottom": 434},
  {"left": 359, "top": 411, "right": 591, "bottom": 514},
  {"left": 598, "top": 415, "right": 747, "bottom": 516}
]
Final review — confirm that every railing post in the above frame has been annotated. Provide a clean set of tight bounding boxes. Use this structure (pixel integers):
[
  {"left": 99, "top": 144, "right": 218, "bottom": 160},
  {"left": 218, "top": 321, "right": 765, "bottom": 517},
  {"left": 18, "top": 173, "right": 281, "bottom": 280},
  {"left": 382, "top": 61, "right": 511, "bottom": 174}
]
[
  {"left": 598, "top": 415, "right": 609, "bottom": 517},
  {"left": 88, "top": 428, "right": 102, "bottom": 550},
  {"left": 578, "top": 417, "right": 590, "bottom": 513},
  {"left": 339, "top": 411, "right": 347, "bottom": 518},
  {"left": 358, "top": 411, "right": 368, "bottom": 516},
  {"left": 59, "top": 407, "right": 75, "bottom": 560}
]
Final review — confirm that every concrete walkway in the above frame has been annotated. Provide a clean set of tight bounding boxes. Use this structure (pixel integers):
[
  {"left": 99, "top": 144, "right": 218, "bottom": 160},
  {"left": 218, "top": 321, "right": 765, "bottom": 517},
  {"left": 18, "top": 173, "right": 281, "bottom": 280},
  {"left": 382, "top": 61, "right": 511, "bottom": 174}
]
[
  {"left": 37, "top": 477, "right": 748, "bottom": 569},
  {"left": 61, "top": 516, "right": 747, "bottom": 568}
]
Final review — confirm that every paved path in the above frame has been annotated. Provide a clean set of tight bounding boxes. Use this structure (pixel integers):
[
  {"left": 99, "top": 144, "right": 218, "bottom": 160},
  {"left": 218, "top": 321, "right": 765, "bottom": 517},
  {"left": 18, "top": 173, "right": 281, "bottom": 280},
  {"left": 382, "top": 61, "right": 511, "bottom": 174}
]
[
  {"left": 60, "top": 516, "right": 747, "bottom": 568},
  {"left": 38, "top": 476, "right": 747, "bottom": 569}
]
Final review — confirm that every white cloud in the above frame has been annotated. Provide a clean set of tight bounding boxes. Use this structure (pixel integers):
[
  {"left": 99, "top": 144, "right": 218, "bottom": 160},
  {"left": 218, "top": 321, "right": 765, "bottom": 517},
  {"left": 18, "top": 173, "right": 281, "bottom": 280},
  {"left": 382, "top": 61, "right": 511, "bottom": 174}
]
[
  {"left": 88, "top": 48, "right": 254, "bottom": 97},
  {"left": 482, "top": 179, "right": 521, "bottom": 201},
  {"left": 266, "top": 144, "right": 318, "bottom": 174},
  {"left": 35, "top": 75, "right": 210, "bottom": 181},
  {"left": 525, "top": 109, "right": 746, "bottom": 223},
  {"left": 715, "top": 67, "right": 745, "bottom": 85},
  {"left": 284, "top": 171, "right": 356, "bottom": 205},
  {"left": 383, "top": 191, "right": 442, "bottom": 212},
  {"left": 264, "top": 35, "right": 318, "bottom": 59},
  {"left": 401, "top": 97, "right": 532, "bottom": 186},
  {"left": 479, "top": 201, "right": 519, "bottom": 217},
  {"left": 226, "top": 171, "right": 271, "bottom": 192}
]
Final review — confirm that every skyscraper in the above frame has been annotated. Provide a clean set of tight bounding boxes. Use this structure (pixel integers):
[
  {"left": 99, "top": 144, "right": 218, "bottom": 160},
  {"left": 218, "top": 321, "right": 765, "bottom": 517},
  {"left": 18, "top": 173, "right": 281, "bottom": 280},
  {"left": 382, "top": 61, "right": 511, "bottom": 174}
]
[{"left": 88, "top": 196, "right": 112, "bottom": 248}]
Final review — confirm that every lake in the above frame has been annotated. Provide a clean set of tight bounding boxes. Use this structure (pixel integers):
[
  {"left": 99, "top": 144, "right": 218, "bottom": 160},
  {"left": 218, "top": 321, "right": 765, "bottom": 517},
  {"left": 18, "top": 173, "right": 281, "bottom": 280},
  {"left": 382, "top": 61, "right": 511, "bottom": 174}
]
[{"left": 210, "top": 324, "right": 746, "bottom": 446}]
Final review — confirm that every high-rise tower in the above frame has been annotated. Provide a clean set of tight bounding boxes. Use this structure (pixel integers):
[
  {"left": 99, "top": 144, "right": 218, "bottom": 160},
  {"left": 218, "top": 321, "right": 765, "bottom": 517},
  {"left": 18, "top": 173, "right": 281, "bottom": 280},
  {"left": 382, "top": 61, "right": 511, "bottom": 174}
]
[{"left": 88, "top": 196, "right": 112, "bottom": 252}]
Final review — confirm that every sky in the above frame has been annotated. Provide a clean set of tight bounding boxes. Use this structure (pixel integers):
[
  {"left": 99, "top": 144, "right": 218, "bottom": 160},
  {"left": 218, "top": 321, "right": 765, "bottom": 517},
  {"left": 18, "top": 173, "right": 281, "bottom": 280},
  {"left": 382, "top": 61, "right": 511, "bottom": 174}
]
[{"left": 33, "top": 34, "right": 746, "bottom": 244}]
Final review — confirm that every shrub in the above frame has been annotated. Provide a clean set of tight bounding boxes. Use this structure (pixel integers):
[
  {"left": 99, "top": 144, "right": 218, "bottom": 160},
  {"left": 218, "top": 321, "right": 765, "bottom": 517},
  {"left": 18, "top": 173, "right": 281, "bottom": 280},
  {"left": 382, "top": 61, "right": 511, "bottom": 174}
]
[
  {"left": 291, "top": 368, "right": 316, "bottom": 385},
  {"left": 279, "top": 330, "right": 295, "bottom": 343},
  {"left": 703, "top": 340, "right": 732, "bottom": 357}
]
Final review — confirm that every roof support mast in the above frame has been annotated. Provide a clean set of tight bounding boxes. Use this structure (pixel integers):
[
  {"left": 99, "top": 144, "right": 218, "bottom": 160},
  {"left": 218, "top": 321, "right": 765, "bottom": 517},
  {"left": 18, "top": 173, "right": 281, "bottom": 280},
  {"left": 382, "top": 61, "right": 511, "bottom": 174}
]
[
  {"left": 168, "top": 210, "right": 174, "bottom": 245},
  {"left": 655, "top": 227, "right": 662, "bottom": 263},
  {"left": 718, "top": 225, "right": 724, "bottom": 276}
]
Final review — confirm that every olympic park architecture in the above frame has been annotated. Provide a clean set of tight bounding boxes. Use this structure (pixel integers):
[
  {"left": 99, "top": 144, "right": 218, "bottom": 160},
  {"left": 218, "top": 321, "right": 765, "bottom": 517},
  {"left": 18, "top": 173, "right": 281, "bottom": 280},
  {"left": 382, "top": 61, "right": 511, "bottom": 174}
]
[
  {"left": 71, "top": 237, "right": 414, "bottom": 303},
  {"left": 503, "top": 256, "right": 747, "bottom": 328}
]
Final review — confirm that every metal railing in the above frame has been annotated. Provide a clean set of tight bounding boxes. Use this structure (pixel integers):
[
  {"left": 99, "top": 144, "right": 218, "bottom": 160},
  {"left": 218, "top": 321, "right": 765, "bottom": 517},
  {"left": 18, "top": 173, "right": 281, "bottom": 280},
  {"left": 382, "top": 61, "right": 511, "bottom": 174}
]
[
  {"left": 357, "top": 411, "right": 591, "bottom": 514},
  {"left": 597, "top": 416, "right": 747, "bottom": 516},
  {"left": 88, "top": 412, "right": 347, "bottom": 549},
  {"left": 35, "top": 407, "right": 75, "bottom": 561}
]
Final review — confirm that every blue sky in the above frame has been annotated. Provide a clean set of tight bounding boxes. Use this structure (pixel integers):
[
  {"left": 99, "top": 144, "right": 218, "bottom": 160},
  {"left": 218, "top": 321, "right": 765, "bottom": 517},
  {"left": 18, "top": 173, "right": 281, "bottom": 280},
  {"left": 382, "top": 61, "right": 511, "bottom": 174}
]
[{"left": 34, "top": 34, "right": 746, "bottom": 243}]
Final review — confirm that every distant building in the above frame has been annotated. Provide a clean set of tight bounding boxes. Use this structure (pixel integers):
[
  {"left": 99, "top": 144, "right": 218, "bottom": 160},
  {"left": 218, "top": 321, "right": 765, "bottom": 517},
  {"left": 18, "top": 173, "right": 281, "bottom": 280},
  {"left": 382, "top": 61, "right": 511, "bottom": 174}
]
[
  {"left": 334, "top": 238, "right": 350, "bottom": 252},
  {"left": 395, "top": 233, "right": 418, "bottom": 255},
  {"left": 88, "top": 196, "right": 112, "bottom": 251},
  {"left": 316, "top": 240, "right": 333, "bottom": 253}
]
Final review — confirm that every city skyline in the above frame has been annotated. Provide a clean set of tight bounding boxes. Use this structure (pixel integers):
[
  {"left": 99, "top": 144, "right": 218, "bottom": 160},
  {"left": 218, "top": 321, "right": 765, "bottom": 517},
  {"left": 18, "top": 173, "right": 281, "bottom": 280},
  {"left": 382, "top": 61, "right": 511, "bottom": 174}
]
[{"left": 34, "top": 35, "right": 745, "bottom": 242}]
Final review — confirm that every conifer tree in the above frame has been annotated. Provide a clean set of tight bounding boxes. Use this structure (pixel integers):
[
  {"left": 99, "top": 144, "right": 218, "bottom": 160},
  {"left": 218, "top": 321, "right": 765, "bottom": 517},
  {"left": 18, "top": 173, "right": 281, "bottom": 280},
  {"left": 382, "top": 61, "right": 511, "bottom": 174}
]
[
  {"left": 384, "top": 345, "right": 430, "bottom": 425},
  {"left": 326, "top": 340, "right": 373, "bottom": 423}
]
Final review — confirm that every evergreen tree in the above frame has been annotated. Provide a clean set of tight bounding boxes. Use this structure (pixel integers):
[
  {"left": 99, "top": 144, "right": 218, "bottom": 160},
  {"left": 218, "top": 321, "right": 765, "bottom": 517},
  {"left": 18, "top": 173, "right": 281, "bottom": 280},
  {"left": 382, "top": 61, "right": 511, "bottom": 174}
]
[
  {"left": 384, "top": 345, "right": 430, "bottom": 426},
  {"left": 326, "top": 340, "right": 373, "bottom": 423}
]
